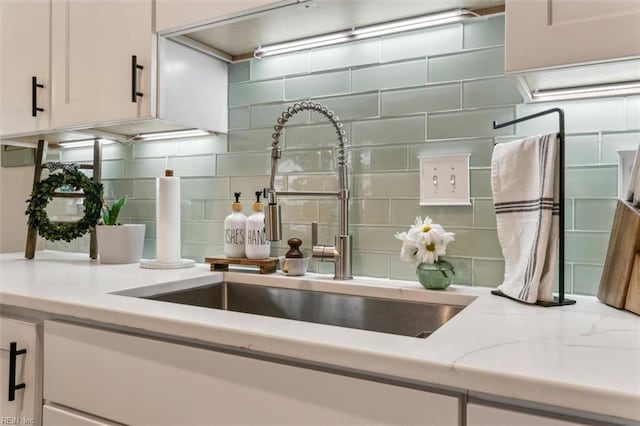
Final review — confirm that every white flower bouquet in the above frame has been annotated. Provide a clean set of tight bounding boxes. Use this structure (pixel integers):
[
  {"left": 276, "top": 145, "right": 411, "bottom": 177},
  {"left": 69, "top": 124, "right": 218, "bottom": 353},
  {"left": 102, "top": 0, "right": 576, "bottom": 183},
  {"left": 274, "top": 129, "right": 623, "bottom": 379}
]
[{"left": 395, "top": 217, "right": 455, "bottom": 267}]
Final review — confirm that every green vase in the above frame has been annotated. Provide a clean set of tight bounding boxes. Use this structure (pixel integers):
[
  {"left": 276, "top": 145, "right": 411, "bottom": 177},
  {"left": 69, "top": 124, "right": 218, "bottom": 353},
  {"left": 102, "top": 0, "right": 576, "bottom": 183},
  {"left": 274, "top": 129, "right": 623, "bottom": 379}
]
[{"left": 416, "top": 260, "right": 455, "bottom": 290}]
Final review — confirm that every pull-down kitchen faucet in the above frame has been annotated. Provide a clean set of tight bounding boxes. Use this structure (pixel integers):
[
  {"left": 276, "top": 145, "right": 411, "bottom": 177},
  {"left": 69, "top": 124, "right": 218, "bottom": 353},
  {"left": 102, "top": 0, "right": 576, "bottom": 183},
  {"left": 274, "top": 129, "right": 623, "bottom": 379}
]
[{"left": 264, "top": 101, "right": 352, "bottom": 280}]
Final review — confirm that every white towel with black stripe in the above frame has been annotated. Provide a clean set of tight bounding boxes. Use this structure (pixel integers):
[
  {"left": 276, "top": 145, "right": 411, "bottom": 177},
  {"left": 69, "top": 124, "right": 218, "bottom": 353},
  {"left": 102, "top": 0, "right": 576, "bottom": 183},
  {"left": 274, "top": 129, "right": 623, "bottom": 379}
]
[{"left": 491, "top": 134, "right": 559, "bottom": 304}]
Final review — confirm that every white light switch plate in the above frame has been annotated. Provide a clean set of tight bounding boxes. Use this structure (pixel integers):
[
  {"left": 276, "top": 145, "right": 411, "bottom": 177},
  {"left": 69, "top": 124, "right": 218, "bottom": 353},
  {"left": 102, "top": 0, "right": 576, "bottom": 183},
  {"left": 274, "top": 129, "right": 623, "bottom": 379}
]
[{"left": 419, "top": 154, "right": 471, "bottom": 206}]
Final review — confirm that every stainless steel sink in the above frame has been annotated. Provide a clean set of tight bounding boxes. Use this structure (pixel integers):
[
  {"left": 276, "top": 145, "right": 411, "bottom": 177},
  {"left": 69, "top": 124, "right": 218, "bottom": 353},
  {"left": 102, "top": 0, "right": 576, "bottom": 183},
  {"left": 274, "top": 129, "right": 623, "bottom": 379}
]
[{"left": 143, "top": 282, "right": 464, "bottom": 339}]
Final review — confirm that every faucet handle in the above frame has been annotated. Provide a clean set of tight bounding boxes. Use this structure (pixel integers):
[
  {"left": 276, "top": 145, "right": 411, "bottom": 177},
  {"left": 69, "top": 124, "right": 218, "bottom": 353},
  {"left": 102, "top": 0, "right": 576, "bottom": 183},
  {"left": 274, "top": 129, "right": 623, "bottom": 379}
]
[{"left": 312, "top": 222, "right": 318, "bottom": 246}]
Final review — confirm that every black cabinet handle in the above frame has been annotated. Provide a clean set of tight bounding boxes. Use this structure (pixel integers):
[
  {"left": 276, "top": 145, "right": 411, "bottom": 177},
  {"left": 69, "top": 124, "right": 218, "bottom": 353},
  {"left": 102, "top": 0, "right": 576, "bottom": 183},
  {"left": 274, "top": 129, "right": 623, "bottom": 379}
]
[
  {"left": 8, "top": 342, "right": 27, "bottom": 402},
  {"left": 131, "top": 55, "right": 144, "bottom": 103},
  {"left": 32, "top": 76, "right": 44, "bottom": 117}
]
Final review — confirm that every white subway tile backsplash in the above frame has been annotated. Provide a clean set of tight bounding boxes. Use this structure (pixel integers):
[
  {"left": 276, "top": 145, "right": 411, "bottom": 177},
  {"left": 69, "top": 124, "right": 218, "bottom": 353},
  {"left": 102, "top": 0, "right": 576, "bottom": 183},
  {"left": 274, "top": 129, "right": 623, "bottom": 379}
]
[
  {"left": 251, "top": 51, "right": 310, "bottom": 80},
  {"left": 428, "top": 47, "right": 505, "bottom": 82},
  {"left": 463, "top": 15, "right": 505, "bottom": 49},
  {"left": 285, "top": 71, "right": 350, "bottom": 100},
  {"left": 600, "top": 132, "right": 640, "bottom": 164},
  {"left": 228, "top": 79, "right": 284, "bottom": 107},
  {"left": 352, "top": 60, "right": 426, "bottom": 93},
  {"left": 381, "top": 24, "right": 462, "bottom": 62},
  {"left": 311, "top": 39, "right": 380, "bottom": 72}
]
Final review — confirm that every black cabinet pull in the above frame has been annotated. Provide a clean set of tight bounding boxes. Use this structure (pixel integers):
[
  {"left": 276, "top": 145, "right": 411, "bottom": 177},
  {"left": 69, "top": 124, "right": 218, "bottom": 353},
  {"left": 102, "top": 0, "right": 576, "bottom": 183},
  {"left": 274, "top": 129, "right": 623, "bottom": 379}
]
[
  {"left": 8, "top": 342, "right": 27, "bottom": 402},
  {"left": 131, "top": 55, "right": 144, "bottom": 103},
  {"left": 32, "top": 76, "right": 44, "bottom": 117}
]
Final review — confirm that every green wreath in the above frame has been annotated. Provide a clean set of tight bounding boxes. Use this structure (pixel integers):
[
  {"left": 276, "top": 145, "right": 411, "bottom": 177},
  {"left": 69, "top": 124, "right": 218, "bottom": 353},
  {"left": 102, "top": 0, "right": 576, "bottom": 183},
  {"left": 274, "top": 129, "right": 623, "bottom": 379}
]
[{"left": 25, "top": 169, "right": 103, "bottom": 242}]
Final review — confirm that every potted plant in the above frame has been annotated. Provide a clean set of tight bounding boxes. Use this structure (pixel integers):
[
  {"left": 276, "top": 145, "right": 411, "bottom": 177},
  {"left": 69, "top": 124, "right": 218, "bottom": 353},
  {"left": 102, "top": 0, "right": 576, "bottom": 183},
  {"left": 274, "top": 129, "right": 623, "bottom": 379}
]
[
  {"left": 395, "top": 217, "right": 456, "bottom": 290},
  {"left": 96, "top": 196, "right": 145, "bottom": 264}
]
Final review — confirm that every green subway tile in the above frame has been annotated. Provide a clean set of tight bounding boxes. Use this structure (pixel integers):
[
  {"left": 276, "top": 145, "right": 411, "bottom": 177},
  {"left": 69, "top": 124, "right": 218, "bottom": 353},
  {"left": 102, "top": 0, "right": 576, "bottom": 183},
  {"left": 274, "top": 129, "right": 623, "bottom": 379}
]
[
  {"left": 228, "top": 129, "right": 271, "bottom": 152},
  {"left": 573, "top": 264, "right": 603, "bottom": 296},
  {"left": 102, "top": 143, "right": 132, "bottom": 160},
  {"left": 251, "top": 102, "right": 310, "bottom": 128},
  {"left": 181, "top": 177, "right": 229, "bottom": 199},
  {"left": 279, "top": 148, "right": 334, "bottom": 173},
  {"left": 463, "top": 77, "right": 523, "bottom": 108},
  {"left": 517, "top": 99, "right": 626, "bottom": 135},
  {"left": 228, "top": 107, "right": 250, "bottom": 130},
  {"left": 285, "top": 122, "right": 352, "bottom": 148},
  {"left": 565, "top": 199, "right": 574, "bottom": 230},
  {"left": 574, "top": 199, "right": 617, "bottom": 231},
  {"left": 288, "top": 173, "right": 339, "bottom": 192},
  {"left": 381, "top": 24, "right": 462, "bottom": 62},
  {"left": 321, "top": 198, "right": 390, "bottom": 225},
  {"left": 463, "top": 15, "right": 505, "bottom": 48},
  {"left": 142, "top": 239, "right": 155, "bottom": 259},
  {"left": 381, "top": 84, "right": 460, "bottom": 116},
  {"left": 102, "top": 160, "right": 125, "bottom": 179},
  {"left": 428, "top": 47, "right": 504, "bottom": 83},
  {"left": 311, "top": 39, "right": 379, "bottom": 72},
  {"left": 565, "top": 231, "right": 609, "bottom": 263},
  {"left": 133, "top": 140, "right": 177, "bottom": 158},
  {"left": 135, "top": 220, "right": 155, "bottom": 239},
  {"left": 473, "top": 258, "right": 505, "bottom": 287},
  {"left": 133, "top": 179, "right": 155, "bottom": 199},
  {"left": 566, "top": 134, "right": 599, "bottom": 166},
  {"left": 566, "top": 166, "right": 617, "bottom": 198},
  {"left": 470, "top": 169, "right": 492, "bottom": 197},
  {"left": 351, "top": 116, "right": 425, "bottom": 146},
  {"left": 626, "top": 96, "right": 640, "bottom": 129},
  {"left": 124, "top": 158, "right": 165, "bottom": 179},
  {"left": 59, "top": 147, "right": 93, "bottom": 162},
  {"left": 408, "top": 139, "right": 493, "bottom": 168},
  {"left": 182, "top": 221, "right": 223, "bottom": 243},
  {"left": 228, "top": 61, "right": 250, "bottom": 83},
  {"left": 280, "top": 198, "right": 319, "bottom": 223},
  {"left": 447, "top": 257, "right": 473, "bottom": 285},
  {"left": 474, "top": 199, "right": 496, "bottom": 228},
  {"left": 102, "top": 179, "right": 134, "bottom": 200},
  {"left": 285, "top": 71, "right": 349, "bottom": 100},
  {"left": 352, "top": 60, "right": 426, "bottom": 93},
  {"left": 446, "top": 227, "right": 502, "bottom": 258},
  {"left": 205, "top": 199, "right": 236, "bottom": 221},
  {"left": 121, "top": 199, "right": 155, "bottom": 219},
  {"left": 177, "top": 135, "right": 227, "bottom": 156},
  {"left": 352, "top": 252, "right": 389, "bottom": 278},
  {"left": 601, "top": 132, "right": 640, "bottom": 164},
  {"left": 310, "top": 93, "right": 379, "bottom": 122},
  {"left": 204, "top": 243, "right": 225, "bottom": 258},
  {"left": 250, "top": 51, "right": 310, "bottom": 80},
  {"left": 388, "top": 256, "right": 419, "bottom": 281},
  {"left": 182, "top": 199, "right": 205, "bottom": 220},
  {"left": 351, "top": 225, "right": 399, "bottom": 251},
  {"left": 389, "top": 199, "right": 473, "bottom": 227},
  {"left": 353, "top": 172, "right": 419, "bottom": 198},
  {"left": 168, "top": 155, "right": 216, "bottom": 177},
  {"left": 228, "top": 79, "right": 284, "bottom": 107},
  {"left": 181, "top": 242, "right": 204, "bottom": 263},
  {"left": 348, "top": 145, "right": 408, "bottom": 172},
  {"left": 428, "top": 107, "right": 514, "bottom": 139},
  {"left": 217, "top": 152, "right": 268, "bottom": 176}
]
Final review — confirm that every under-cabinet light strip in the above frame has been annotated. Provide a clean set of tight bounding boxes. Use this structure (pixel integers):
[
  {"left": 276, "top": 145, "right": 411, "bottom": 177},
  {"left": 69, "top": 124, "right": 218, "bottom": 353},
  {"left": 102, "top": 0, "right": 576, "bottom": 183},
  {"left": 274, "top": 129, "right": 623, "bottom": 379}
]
[
  {"left": 135, "top": 129, "right": 211, "bottom": 141},
  {"left": 254, "top": 9, "right": 475, "bottom": 58},
  {"left": 58, "top": 139, "right": 115, "bottom": 148},
  {"left": 532, "top": 81, "right": 640, "bottom": 101}
]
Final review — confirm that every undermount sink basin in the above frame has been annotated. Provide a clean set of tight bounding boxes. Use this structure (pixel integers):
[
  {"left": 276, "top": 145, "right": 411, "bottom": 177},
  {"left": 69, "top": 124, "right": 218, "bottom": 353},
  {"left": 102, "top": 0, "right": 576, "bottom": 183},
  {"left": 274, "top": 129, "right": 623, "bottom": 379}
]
[{"left": 141, "top": 282, "right": 464, "bottom": 339}]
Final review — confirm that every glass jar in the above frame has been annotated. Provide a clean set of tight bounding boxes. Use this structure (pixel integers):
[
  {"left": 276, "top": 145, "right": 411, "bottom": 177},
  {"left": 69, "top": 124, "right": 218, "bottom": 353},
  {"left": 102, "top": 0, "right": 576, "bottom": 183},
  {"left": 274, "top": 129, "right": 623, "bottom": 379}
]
[{"left": 416, "top": 259, "right": 455, "bottom": 290}]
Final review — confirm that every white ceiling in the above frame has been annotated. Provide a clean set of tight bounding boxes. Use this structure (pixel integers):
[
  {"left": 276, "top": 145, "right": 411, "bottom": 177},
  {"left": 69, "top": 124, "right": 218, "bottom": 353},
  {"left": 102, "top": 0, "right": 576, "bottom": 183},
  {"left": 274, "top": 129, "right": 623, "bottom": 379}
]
[{"left": 177, "top": 0, "right": 504, "bottom": 59}]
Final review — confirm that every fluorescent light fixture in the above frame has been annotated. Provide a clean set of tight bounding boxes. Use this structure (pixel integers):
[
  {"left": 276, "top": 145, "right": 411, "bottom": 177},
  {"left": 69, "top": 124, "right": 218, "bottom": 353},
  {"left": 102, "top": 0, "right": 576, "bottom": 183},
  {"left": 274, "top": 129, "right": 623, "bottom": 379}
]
[
  {"left": 58, "top": 138, "right": 116, "bottom": 148},
  {"left": 135, "top": 129, "right": 211, "bottom": 141},
  {"left": 532, "top": 81, "right": 640, "bottom": 101},
  {"left": 254, "top": 9, "right": 475, "bottom": 58}
]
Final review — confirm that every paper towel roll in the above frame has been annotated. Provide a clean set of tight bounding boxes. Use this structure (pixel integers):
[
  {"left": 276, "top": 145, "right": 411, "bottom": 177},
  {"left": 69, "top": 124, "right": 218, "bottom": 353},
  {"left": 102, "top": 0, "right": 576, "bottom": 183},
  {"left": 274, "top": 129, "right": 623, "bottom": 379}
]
[{"left": 156, "top": 173, "right": 181, "bottom": 264}]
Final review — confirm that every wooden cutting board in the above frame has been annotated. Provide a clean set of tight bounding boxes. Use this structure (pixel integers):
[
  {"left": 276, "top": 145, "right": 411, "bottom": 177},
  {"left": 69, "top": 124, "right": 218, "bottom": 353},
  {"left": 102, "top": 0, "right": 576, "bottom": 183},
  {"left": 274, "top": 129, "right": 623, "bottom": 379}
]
[{"left": 597, "top": 200, "right": 640, "bottom": 309}]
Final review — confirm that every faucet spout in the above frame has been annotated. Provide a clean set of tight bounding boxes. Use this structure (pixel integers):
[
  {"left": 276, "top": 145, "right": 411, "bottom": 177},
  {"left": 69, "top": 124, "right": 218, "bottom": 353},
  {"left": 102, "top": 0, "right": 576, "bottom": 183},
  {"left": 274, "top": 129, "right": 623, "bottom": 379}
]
[{"left": 264, "top": 101, "right": 352, "bottom": 280}]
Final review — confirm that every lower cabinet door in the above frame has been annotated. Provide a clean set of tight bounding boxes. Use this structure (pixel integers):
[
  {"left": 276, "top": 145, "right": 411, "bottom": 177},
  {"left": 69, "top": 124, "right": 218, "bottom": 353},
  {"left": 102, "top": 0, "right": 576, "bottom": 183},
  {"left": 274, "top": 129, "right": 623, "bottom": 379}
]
[
  {"left": 43, "top": 405, "right": 120, "bottom": 426},
  {"left": 467, "top": 403, "right": 588, "bottom": 426},
  {"left": 44, "top": 320, "right": 460, "bottom": 425}
]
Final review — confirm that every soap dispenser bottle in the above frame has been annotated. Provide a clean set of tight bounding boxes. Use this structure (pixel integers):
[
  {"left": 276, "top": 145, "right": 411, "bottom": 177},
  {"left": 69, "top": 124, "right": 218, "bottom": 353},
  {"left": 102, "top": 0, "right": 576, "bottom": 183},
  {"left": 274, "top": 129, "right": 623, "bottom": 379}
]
[
  {"left": 245, "top": 191, "right": 270, "bottom": 260},
  {"left": 224, "top": 192, "right": 247, "bottom": 258}
]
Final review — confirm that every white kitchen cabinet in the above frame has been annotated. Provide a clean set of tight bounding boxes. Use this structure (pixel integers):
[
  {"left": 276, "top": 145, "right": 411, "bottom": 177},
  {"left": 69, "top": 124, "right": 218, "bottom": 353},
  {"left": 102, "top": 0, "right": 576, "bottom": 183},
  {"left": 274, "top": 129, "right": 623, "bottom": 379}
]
[
  {"left": 155, "top": 0, "right": 282, "bottom": 33},
  {"left": 467, "top": 403, "right": 588, "bottom": 426},
  {"left": 43, "top": 405, "right": 119, "bottom": 426},
  {"left": 50, "top": 0, "right": 153, "bottom": 129},
  {"left": 506, "top": 0, "right": 640, "bottom": 73},
  {"left": 44, "top": 320, "right": 459, "bottom": 425},
  {"left": 0, "top": 315, "right": 43, "bottom": 426},
  {"left": 0, "top": 0, "right": 50, "bottom": 135}
]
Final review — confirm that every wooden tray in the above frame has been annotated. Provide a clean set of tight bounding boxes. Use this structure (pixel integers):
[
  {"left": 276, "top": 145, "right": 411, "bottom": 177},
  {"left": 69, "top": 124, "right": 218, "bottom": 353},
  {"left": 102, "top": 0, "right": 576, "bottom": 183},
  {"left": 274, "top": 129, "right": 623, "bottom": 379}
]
[{"left": 205, "top": 256, "right": 278, "bottom": 274}]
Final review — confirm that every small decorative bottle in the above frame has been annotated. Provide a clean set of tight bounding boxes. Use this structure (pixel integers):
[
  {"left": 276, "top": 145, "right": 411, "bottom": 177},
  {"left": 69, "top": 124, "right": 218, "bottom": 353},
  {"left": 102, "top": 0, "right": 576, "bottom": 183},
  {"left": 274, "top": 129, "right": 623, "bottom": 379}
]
[
  {"left": 224, "top": 192, "right": 247, "bottom": 258},
  {"left": 245, "top": 191, "right": 270, "bottom": 260}
]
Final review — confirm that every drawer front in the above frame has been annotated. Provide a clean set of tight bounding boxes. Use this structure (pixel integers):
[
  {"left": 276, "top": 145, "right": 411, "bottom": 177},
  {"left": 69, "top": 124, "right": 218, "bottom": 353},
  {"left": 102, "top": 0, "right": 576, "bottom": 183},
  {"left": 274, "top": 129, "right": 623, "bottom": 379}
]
[
  {"left": 43, "top": 404, "right": 120, "bottom": 426},
  {"left": 44, "top": 320, "right": 459, "bottom": 425}
]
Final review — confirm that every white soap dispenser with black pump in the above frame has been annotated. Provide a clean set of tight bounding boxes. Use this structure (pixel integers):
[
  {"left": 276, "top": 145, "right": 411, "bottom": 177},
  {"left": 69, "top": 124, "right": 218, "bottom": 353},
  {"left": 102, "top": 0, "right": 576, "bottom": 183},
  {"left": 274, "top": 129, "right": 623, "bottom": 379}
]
[
  {"left": 224, "top": 192, "right": 247, "bottom": 258},
  {"left": 245, "top": 191, "right": 270, "bottom": 259}
]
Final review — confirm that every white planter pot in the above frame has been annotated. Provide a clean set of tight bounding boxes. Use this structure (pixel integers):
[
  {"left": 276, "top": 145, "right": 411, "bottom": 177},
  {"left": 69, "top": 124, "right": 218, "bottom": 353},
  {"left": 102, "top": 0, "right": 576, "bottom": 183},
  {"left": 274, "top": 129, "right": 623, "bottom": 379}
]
[{"left": 96, "top": 224, "right": 145, "bottom": 264}]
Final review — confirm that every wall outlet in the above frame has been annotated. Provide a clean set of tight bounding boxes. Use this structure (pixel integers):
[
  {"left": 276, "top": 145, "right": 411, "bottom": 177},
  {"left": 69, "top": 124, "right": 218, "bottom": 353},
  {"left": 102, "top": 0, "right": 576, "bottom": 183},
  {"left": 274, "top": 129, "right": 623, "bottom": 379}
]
[{"left": 419, "top": 154, "right": 471, "bottom": 206}]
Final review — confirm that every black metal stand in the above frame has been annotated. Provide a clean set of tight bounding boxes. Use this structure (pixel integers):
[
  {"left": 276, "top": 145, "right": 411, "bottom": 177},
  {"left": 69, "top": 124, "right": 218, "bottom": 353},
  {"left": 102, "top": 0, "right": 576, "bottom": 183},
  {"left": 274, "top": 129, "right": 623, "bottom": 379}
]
[{"left": 492, "top": 107, "right": 576, "bottom": 307}]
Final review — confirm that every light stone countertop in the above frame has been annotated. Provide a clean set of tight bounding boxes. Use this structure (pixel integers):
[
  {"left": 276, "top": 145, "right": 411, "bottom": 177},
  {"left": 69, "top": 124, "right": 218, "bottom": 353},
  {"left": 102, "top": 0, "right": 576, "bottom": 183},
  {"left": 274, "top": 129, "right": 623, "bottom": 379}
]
[{"left": 0, "top": 250, "right": 638, "bottom": 422}]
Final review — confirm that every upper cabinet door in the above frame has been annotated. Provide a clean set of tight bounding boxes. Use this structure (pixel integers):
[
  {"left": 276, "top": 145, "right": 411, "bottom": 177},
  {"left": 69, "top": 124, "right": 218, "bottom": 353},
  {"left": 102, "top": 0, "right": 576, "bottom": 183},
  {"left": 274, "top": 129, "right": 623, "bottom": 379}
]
[
  {"left": 155, "top": 0, "right": 282, "bottom": 33},
  {"left": 51, "top": 0, "right": 153, "bottom": 129},
  {"left": 0, "top": 0, "right": 50, "bottom": 136},
  {"left": 506, "top": 0, "right": 640, "bottom": 73}
]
